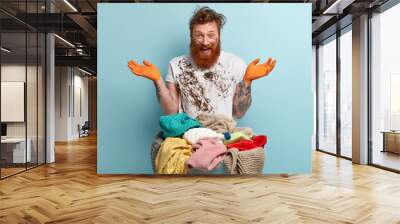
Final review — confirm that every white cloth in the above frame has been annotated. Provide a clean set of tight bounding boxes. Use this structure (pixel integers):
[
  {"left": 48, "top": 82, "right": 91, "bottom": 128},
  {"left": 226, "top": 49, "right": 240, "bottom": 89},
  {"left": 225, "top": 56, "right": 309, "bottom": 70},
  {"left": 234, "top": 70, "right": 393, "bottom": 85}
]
[
  {"left": 183, "top": 128, "right": 224, "bottom": 145},
  {"left": 165, "top": 51, "right": 246, "bottom": 119}
]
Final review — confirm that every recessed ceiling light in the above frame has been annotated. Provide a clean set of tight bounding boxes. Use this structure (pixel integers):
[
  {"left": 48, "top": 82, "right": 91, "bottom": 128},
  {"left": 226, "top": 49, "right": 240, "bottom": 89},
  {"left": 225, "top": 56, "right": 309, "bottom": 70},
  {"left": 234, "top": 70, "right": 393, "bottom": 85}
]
[
  {"left": 322, "top": 0, "right": 354, "bottom": 15},
  {"left": 1, "top": 47, "right": 11, "bottom": 53},
  {"left": 78, "top": 67, "right": 93, "bottom": 76},
  {"left": 63, "top": 0, "right": 78, "bottom": 12},
  {"left": 54, "top": 34, "right": 75, "bottom": 48}
]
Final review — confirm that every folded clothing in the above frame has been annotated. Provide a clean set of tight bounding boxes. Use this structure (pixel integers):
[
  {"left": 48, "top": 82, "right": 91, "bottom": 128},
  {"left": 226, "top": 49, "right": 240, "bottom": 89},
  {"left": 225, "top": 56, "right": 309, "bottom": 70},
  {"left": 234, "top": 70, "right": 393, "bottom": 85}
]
[
  {"left": 183, "top": 127, "right": 225, "bottom": 145},
  {"left": 196, "top": 113, "right": 236, "bottom": 133},
  {"left": 226, "top": 135, "right": 267, "bottom": 151},
  {"left": 233, "top": 127, "right": 255, "bottom": 138},
  {"left": 155, "top": 137, "right": 192, "bottom": 174},
  {"left": 160, "top": 113, "right": 202, "bottom": 138},
  {"left": 224, "top": 132, "right": 252, "bottom": 145},
  {"left": 186, "top": 137, "right": 227, "bottom": 171},
  {"left": 224, "top": 147, "right": 265, "bottom": 174}
]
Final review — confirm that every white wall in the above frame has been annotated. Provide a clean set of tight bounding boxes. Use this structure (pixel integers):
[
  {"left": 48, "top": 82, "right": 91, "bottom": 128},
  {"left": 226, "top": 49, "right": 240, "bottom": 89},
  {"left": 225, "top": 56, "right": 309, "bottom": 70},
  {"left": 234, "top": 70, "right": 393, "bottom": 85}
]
[
  {"left": 55, "top": 66, "right": 69, "bottom": 141},
  {"left": 55, "top": 67, "right": 89, "bottom": 141},
  {"left": 70, "top": 72, "right": 89, "bottom": 139},
  {"left": 1, "top": 65, "right": 26, "bottom": 138},
  {"left": 1, "top": 65, "right": 41, "bottom": 137}
]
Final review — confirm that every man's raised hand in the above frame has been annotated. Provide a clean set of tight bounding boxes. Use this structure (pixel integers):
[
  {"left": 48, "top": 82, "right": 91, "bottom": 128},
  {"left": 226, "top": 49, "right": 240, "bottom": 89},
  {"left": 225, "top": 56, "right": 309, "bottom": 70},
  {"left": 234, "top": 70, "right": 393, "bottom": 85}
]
[
  {"left": 243, "top": 57, "right": 277, "bottom": 85},
  {"left": 128, "top": 60, "right": 161, "bottom": 81}
]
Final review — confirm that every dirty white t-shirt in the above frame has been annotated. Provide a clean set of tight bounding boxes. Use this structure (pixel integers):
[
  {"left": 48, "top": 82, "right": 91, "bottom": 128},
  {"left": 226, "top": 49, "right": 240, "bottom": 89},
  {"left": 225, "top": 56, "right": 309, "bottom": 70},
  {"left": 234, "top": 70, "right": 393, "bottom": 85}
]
[{"left": 165, "top": 51, "right": 247, "bottom": 119}]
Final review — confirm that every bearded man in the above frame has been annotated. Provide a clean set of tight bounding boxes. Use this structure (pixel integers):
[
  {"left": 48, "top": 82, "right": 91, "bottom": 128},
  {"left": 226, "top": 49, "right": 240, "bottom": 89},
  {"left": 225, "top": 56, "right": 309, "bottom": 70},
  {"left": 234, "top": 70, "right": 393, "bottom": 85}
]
[{"left": 128, "top": 6, "right": 277, "bottom": 119}]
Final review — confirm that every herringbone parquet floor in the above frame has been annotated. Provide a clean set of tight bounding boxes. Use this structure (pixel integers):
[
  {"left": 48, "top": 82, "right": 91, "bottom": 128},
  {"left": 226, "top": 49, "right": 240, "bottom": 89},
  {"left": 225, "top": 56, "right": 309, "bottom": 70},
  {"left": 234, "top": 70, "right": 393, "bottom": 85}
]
[{"left": 1, "top": 134, "right": 400, "bottom": 224}]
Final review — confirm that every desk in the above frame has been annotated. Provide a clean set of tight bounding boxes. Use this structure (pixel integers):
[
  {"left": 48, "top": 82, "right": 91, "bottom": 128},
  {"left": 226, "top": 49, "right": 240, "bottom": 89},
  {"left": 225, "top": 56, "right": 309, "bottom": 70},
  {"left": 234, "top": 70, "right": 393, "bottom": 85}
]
[
  {"left": 1, "top": 138, "right": 32, "bottom": 163},
  {"left": 381, "top": 131, "right": 400, "bottom": 154}
]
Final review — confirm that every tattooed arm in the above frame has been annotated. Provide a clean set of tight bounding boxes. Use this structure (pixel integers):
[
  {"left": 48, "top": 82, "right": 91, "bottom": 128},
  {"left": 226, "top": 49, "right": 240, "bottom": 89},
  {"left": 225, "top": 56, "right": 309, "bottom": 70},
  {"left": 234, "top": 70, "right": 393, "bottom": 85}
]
[
  {"left": 153, "top": 79, "right": 180, "bottom": 115},
  {"left": 232, "top": 81, "right": 252, "bottom": 119},
  {"left": 233, "top": 56, "right": 277, "bottom": 119}
]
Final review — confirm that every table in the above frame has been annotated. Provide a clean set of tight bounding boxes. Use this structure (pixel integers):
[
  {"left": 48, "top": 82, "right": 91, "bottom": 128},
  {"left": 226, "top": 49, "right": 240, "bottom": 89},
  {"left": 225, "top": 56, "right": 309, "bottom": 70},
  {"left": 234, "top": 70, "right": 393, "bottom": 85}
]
[{"left": 381, "top": 131, "right": 400, "bottom": 154}]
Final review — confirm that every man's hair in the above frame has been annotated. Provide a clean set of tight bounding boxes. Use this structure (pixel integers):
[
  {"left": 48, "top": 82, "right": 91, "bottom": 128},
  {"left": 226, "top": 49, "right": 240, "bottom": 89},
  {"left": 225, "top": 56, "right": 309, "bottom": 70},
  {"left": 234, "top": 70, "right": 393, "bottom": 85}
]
[{"left": 189, "top": 6, "right": 226, "bottom": 36}]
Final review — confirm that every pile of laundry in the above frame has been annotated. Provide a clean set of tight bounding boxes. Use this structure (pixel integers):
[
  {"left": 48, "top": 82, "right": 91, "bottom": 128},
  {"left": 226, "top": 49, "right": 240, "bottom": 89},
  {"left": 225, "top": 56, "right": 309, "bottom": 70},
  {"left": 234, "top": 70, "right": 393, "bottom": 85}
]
[{"left": 152, "top": 113, "right": 267, "bottom": 175}]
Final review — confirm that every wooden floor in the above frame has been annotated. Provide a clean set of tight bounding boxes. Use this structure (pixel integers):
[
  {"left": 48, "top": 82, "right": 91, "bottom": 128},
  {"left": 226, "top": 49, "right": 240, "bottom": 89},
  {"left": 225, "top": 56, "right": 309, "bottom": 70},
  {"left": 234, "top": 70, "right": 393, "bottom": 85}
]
[
  {"left": 1, "top": 167, "right": 26, "bottom": 178},
  {"left": 1, "top": 135, "right": 400, "bottom": 224},
  {"left": 373, "top": 150, "right": 400, "bottom": 171}
]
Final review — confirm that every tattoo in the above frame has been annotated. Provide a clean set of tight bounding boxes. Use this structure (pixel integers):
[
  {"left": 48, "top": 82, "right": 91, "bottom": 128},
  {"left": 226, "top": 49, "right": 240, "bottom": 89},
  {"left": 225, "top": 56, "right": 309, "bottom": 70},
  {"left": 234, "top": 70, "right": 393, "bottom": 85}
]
[
  {"left": 232, "top": 81, "right": 252, "bottom": 119},
  {"left": 154, "top": 82, "right": 161, "bottom": 102},
  {"left": 154, "top": 82, "right": 176, "bottom": 103}
]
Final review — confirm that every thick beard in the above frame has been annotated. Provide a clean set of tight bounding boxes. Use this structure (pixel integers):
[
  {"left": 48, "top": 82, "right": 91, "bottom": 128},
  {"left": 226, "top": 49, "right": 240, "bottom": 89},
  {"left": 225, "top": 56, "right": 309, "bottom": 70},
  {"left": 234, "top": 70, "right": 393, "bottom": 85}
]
[{"left": 190, "top": 40, "right": 221, "bottom": 70}]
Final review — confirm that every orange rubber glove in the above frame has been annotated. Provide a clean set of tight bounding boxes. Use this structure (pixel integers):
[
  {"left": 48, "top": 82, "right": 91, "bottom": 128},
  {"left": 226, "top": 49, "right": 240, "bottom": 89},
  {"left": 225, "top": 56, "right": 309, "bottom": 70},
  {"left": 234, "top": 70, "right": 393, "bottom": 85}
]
[
  {"left": 127, "top": 60, "right": 161, "bottom": 81},
  {"left": 243, "top": 58, "right": 277, "bottom": 85}
]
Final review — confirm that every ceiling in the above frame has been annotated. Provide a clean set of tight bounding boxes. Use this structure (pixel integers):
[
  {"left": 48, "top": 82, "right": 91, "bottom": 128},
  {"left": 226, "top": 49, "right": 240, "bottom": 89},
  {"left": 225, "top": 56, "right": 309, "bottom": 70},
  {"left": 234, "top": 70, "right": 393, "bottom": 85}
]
[{"left": 0, "top": 0, "right": 393, "bottom": 75}]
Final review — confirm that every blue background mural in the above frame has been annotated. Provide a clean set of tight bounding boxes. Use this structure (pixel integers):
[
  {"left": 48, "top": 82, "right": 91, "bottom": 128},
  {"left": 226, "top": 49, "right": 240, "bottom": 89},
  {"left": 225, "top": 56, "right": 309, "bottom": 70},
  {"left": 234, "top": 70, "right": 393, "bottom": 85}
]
[{"left": 98, "top": 3, "right": 312, "bottom": 174}]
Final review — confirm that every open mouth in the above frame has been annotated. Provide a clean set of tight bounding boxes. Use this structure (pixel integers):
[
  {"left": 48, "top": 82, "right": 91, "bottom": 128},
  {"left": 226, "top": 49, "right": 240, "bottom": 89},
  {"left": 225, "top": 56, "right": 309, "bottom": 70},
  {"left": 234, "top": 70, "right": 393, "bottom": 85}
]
[{"left": 200, "top": 48, "right": 211, "bottom": 53}]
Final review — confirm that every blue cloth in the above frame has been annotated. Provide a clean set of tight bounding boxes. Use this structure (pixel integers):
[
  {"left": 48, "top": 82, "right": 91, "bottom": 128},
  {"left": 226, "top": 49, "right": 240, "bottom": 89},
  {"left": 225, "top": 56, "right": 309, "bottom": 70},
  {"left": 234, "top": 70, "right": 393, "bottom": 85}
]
[
  {"left": 160, "top": 113, "right": 202, "bottom": 138},
  {"left": 223, "top": 132, "right": 231, "bottom": 140}
]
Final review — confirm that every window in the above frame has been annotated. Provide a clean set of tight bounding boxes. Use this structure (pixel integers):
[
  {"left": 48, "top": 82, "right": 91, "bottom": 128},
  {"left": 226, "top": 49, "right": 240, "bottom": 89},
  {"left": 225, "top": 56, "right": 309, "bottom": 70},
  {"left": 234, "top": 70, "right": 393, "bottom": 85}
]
[
  {"left": 371, "top": 3, "right": 400, "bottom": 171},
  {"left": 317, "top": 36, "right": 337, "bottom": 154},
  {"left": 339, "top": 28, "right": 352, "bottom": 158}
]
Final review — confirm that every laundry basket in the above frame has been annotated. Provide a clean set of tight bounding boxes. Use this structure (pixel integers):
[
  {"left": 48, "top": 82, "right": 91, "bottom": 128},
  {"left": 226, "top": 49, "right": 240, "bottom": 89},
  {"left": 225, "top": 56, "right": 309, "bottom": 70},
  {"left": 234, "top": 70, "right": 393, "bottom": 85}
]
[{"left": 223, "top": 147, "right": 265, "bottom": 174}]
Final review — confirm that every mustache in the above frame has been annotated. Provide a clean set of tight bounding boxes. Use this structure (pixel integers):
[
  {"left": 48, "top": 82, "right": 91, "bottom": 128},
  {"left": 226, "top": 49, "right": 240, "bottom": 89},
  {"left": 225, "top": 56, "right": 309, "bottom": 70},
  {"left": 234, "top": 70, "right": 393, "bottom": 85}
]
[{"left": 198, "top": 45, "right": 212, "bottom": 49}]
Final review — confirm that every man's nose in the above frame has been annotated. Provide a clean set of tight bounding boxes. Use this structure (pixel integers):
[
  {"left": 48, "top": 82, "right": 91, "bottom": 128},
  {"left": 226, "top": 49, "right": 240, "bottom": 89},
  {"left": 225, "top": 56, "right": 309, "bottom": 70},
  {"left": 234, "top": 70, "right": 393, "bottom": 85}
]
[{"left": 201, "top": 37, "right": 210, "bottom": 45}]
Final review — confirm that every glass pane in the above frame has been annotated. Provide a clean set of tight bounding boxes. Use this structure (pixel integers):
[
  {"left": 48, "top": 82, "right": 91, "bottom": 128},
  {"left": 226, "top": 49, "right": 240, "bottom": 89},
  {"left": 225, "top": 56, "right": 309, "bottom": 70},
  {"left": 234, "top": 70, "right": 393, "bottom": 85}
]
[
  {"left": 1, "top": 31, "right": 27, "bottom": 178},
  {"left": 340, "top": 29, "right": 352, "bottom": 158},
  {"left": 27, "top": 31, "right": 38, "bottom": 169},
  {"left": 371, "top": 4, "right": 400, "bottom": 171},
  {"left": 38, "top": 33, "right": 45, "bottom": 165},
  {"left": 26, "top": 0, "right": 40, "bottom": 168},
  {"left": 318, "top": 37, "right": 337, "bottom": 154}
]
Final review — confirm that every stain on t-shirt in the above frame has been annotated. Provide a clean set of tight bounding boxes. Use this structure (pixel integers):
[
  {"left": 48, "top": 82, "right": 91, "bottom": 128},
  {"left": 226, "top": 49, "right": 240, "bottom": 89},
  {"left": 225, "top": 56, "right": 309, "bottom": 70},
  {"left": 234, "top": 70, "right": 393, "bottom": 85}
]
[
  {"left": 177, "top": 58, "right": 213, "bottom": 112},
  {"left": 166, "top": 51, "right": 246, "bottom": 118}
]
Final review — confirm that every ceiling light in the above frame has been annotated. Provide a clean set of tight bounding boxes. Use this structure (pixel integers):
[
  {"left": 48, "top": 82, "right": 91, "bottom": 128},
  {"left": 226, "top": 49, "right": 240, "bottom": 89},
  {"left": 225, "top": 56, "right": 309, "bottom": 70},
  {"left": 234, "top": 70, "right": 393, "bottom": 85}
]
[
  {"left": 54, "top": 34, "right": 75, "bottom": 48},
  {"left": 322, "top": 0, "right": 355, "bottom": 15},
  {"left": 1, "top": 47, "right": 11, "bottom": 53},
  {"left": 78, "top": 67, "right": 92, "bottom": 76},
  {"left": 63, "top": 0, "right": 78, "bottom": 12}
]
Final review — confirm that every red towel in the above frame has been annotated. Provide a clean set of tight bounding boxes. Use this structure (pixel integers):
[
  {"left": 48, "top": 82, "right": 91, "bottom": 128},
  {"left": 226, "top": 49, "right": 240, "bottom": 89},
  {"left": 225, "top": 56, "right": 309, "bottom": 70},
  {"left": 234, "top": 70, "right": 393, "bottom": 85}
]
[{"left": 226, "top": 135, "right": 267, "bottom": 151}]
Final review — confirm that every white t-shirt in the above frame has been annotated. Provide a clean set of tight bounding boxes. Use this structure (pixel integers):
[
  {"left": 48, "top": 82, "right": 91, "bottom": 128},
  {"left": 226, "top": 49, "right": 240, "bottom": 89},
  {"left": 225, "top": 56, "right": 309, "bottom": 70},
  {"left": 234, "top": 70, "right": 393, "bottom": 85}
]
[{"left": 165, "top": 51, "right": 247, "bottom": 119}]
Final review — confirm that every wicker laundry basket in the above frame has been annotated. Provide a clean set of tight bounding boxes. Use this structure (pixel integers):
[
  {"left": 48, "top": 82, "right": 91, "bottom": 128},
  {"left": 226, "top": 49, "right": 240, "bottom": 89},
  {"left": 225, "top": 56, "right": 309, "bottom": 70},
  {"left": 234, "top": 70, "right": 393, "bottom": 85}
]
[
  {"left": 150, "top": 132, "right": 164, "bottom": 172},
  {"left": 223, "top": 147, "right": 265, "bottom": 174}
]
